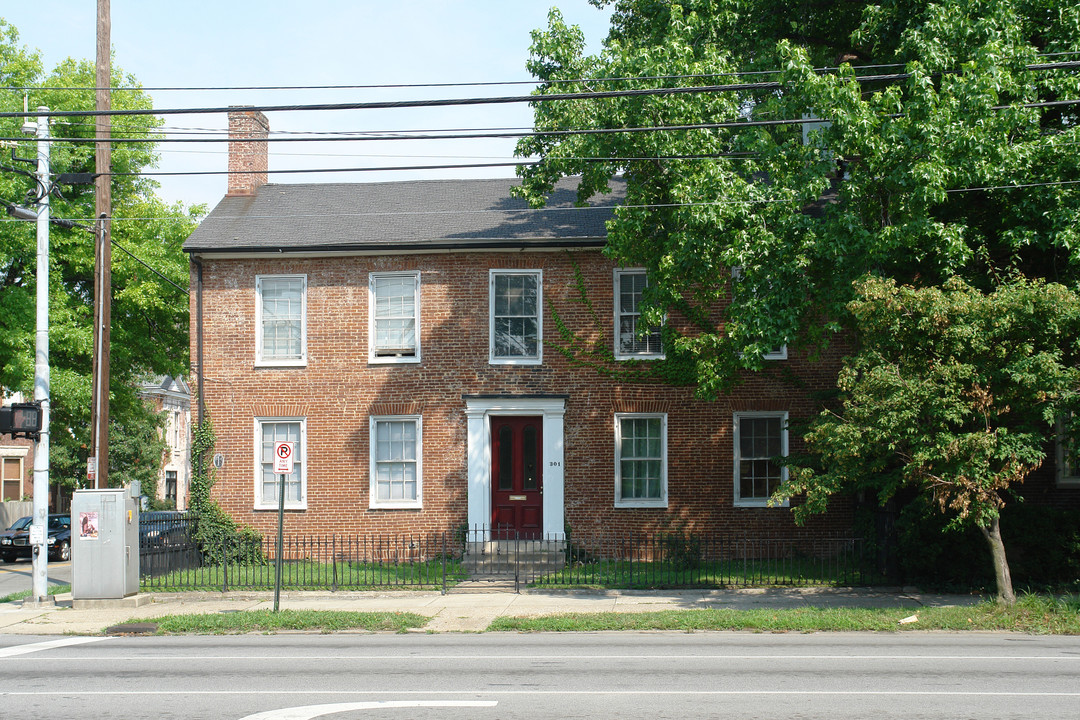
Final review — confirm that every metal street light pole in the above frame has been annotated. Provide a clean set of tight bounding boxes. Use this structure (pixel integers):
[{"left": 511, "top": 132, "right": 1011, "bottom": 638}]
[{"left": 27, "top": 106, "right": 51, "bottom": 606}]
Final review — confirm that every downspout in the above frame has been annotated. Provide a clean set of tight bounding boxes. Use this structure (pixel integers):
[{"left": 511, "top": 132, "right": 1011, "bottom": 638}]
[{"left": 193, "top": 255, "right": 205, "bottom": 427}]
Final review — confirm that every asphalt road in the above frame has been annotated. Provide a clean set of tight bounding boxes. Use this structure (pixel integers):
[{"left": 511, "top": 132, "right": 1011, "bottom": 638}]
[
  {"left": 0, "top": 558, "right": 71, "bottom": 598},
  {"left": 1, "top": 631, "right": 1078, "bottom": 719}
]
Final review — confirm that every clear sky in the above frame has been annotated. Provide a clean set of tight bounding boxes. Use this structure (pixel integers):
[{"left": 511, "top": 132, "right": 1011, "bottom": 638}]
[{"left": 1, "top": 1, "right": 612, "bottom": 209}]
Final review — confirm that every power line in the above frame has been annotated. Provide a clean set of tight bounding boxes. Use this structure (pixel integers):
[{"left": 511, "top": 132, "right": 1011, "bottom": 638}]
[
  {"left": 4, "top": 176, "right": 1076, "bottom": 227},
  {"left": 7, "top": 52, "right": 1077, "bottom": 94}
]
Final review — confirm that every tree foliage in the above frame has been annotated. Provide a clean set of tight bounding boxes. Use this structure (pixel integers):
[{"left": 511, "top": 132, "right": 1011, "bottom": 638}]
[
  {"left": 514, "top": 1, "right": 1080, "bottom": 601},
  {"left": 786, "top": 277, "right": 1080, "bottom": 601},
  {"left": 514, "top": 0, "right": 1080, "bottom": 394},
  {"left": 0, "top": 19, "right": 199, "bottom": 493}
]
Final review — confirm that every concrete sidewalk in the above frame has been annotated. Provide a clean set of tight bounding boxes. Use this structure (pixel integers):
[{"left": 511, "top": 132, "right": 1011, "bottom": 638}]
[{"left": 0, "top": 586, "right": 982, "bottom": 635}]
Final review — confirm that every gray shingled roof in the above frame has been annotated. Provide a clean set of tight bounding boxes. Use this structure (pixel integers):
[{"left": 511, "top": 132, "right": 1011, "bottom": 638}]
[{"left": 183, "top": 176, "right": 625, "bottom": 254}]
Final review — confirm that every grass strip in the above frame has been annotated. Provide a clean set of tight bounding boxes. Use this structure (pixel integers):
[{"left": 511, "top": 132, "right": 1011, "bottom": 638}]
[
  {"left": 488, "top": 595, "right": 1080, "bottom": 634},
  {"left": 143, "top": 609, "right": 429, "bottom": 634},
  {"left": 0, "top": 584, "right": 71, "bottom": 605}
]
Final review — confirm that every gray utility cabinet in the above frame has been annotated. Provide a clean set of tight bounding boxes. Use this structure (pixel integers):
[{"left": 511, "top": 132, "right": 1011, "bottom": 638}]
[{"left": 71, "top": 486, "right": 140, "bottom": 599}]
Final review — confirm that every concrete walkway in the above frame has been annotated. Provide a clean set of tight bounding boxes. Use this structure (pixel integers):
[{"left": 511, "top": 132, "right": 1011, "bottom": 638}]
[{"left": 0, "top": 586, "right": 982, "bottom": 635}]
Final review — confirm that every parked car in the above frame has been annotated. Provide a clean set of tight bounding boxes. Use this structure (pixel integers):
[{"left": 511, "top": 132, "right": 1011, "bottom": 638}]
[
  {"left": 0, "top": 514, "right": 71, "bottom": 562},
  {"left": 139, "top": 511, "right": 190, "bottom": 549}
]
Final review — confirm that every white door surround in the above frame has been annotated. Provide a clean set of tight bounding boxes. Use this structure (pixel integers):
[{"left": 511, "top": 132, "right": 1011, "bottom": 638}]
[{"left": 464, "top": 395, "right": 566, "bottom": 539}]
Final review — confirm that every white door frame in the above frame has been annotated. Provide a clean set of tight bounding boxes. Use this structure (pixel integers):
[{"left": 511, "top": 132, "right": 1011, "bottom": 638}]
[{"left": 464, "top": 396, "right": 565, "bottom": 540}]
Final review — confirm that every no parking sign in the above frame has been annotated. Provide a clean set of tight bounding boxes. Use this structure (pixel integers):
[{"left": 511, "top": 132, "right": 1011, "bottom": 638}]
[{"left": 272, "top": 441, "right": 295, "bottom": 474}]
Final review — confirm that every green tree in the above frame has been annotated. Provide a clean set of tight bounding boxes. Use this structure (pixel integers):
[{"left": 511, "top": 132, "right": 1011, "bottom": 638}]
[
  {"left": 785, "top": 277, "right": 1080, "bottom": 603},
  {"left": 514, "top": 0, "right": 1080, "bottom": 394},
  {"left": 0, "top": 19, "right": 198, "bottom": 495}
]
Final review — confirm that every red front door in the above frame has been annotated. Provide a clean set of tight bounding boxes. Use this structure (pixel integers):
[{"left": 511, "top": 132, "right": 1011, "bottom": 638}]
[{"left": 491, "top": 416, "right": 543, "bottom": 538}]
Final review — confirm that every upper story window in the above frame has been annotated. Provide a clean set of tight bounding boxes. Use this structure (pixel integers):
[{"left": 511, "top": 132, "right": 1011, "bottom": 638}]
[
  {"left": 369, "top": 415, "right": 422, "bottom": 509},
  {"left": 731, "top": 267, "right": 787, "bottom": 361},
  {"left": 256, "top": 275, "right": 306, "bottom": 366},
  {"left": 614, "top": 269, "right": 664, "bottom": 360},
  {"left": 255, "top": 417, "right": 306, "bottom": 510},
  {"left": 490, "top": 270, "right": 542, "bottom": 365},
  {"left": 733, "top": 411, "right": 789, "bottom": 507},
  {"left": 369, "top": 271, "right": 420, "bottom": 363},
  {"left": 614, "top": 413, "right": 667, "bottom": 508}
]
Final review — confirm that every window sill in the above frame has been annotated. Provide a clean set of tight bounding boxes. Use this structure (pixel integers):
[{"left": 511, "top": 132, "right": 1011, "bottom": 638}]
[
  {"left": 254, "top": 503, "right": 307, "bottom": 511},
  {"left": 489, "top": 357, "right": 543, "bottom": 366},
  {"left": 369, "top": 501, "right": 423, "bottom": 510},
  {"left": 254, "top": 359, "right": 308, "bottom": 368},
  {"left": 614, "top": 353, "right": 666, "bottom": 362},
  {"left": 733, "top": 499, "right": 789, "bottom": 509},
  {"left": 369, "top": 356, "right": 421, "bottom": 365},
  {"left": 615, "top": 499, "right": 668, "bottom": 509}
]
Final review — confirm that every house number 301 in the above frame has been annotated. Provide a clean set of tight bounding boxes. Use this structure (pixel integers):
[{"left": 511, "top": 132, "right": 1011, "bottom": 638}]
[{"left": 549, "top": 461, "right": 561, "bottom": 467}]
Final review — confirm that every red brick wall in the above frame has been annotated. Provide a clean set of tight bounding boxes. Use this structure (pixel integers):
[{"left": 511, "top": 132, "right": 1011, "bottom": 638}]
[{"left": 190, "top": 250, "right": 853, "bottom": 540}]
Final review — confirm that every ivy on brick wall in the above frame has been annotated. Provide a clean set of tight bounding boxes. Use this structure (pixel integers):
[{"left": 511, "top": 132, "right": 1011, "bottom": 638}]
[
  {"left": 189, "top": 410, "right": 262, "bottom": 562},
  {"left": 545, "top": 252, "right": 702, "bottom": 388}
]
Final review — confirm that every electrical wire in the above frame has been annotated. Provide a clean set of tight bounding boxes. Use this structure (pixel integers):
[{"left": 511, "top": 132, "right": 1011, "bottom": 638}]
[{"left": 6, "top": 52, "right": 1077, "bottom": 93}]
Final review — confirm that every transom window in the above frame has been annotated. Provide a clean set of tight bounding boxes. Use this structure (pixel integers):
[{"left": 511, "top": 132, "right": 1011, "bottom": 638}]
[
  {"left": 256, "top": 275, "right": 306, "bottom": 365},
  {"left": 614, "top": 269, "right": 664, "bottom": 360},
  {"left": 734, "top": 412, "right": 788, "bottom": 507},
  {"left": 490, "top": 270, "right": 542, "bottom": 364},
  {"left": 370, "top": 416, "right": 422, "bottom": 508},
  {"left": 255, "top": 418, "right": 306, "bottom": 510},
  {"left": 369, "top": 272, "right": 420, "bottom": 362},
  {"left": 614, "top": 413, "right": 667, "bottom": 508}
]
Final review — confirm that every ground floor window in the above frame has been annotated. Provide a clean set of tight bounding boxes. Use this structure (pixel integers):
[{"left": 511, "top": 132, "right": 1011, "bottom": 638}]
[
  {"left": 614, "top": 413, "right": 667, "bottom": 508},
  {"left": 734, "top": 412, "right": 788, "bottom": 507},
  {"left": 370, "top": 415, "right": 422, "bottom": 508},
  {"left": 255, "top": 417, "right": 306, "bottom": 510},
  {"left": 165, "top": 470, "right": 177, "bottom": 502}
]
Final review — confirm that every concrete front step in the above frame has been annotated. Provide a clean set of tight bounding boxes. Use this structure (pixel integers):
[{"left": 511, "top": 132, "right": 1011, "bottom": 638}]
[{"left": 462, "top": 540, "right": 567, "bottom": 579}]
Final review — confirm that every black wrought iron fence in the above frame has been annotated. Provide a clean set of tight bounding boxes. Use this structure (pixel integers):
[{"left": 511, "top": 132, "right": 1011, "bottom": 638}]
[{"left": 137, "top": 517, "right": 881, "bottom": 593}]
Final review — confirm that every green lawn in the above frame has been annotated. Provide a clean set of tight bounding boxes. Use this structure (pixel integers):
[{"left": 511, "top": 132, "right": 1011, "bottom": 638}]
[
  {"left": 489, "top": 594, "right": 1080, "bottom": 634},
  {"left": 145, "top": 609, "right": 428, "bottom": 634},
  {"left": 531, "top": 558, "right": 880, "bottom": 589},
  {"left": 141, "top": 558, "right": 468, "bottom": 592}
]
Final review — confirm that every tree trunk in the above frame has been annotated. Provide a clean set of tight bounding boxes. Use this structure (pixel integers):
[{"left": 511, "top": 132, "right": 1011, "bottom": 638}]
[{"left": 980, "top": 516, "right": 1016, "bottom": 605}]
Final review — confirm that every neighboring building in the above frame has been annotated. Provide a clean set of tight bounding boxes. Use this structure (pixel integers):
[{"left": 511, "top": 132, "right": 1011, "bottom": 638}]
[
  {"left": 181, "top": 109, "right": 853, "bottom": 542},
  {"left": 139, "top": 375, "right": 192, "bottom": 510}
]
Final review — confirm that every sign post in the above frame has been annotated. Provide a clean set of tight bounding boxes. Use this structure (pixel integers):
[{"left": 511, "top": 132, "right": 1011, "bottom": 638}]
[{"left": 272, "top": 441, "right": 294, "bottom": 612}]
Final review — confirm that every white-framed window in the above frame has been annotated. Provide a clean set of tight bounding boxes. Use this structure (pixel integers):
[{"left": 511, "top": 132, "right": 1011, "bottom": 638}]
[
  {"left": 254, "top": 417, "right": 306, "bottom": 510},
  {"left": 614, "top": 269, "right": 664, "bottom": 360},
  {"left": 369, "top": 415, "right": 422, "bottom": 509},
  {"left": 369, "top": 271, "right": 420, "bottom": 363},
  {"left": 733, "top": 411, "right": 789, "bottom": 507},
  {"left": 731, "top": 266, "right": 787, "bottom": 361},
  {"left": 1056, "top": 416, "right": 1080, "bottom": 488},
  {"left": 256, "top": 275, "right": 307, "bottom": 366},
  {"left": 489, "top": 270, "right": 542, "bottom": 364},
  {"left": 614, "top": 413, "right": 667, "bottom": 508}
]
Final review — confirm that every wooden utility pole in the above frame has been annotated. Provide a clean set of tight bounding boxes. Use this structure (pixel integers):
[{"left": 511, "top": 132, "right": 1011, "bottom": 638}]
[{"left": 91, "top": 0, "right": 111, "bottom": 488}]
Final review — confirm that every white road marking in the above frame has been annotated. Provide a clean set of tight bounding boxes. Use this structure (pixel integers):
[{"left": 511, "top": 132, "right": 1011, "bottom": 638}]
[
  {"left": 0, "top": 637, "right": 110, "bottom": 658},
  {"left": 4, "top": 653, "right": 1078, "bottom": 662},
  {"left": 238, "top": 701, "right": 498, "bottom": 720},
  {"left": 2, "top": 690, "right": 1078, "bottom": 697}
]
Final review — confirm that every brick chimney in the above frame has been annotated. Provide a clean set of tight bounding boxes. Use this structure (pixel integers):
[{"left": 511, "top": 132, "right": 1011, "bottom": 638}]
[{"left": 227, "top": 107, "right": 269, "bottom": 196}]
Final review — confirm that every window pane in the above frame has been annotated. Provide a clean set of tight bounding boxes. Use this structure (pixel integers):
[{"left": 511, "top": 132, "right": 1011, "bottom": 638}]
[
  {"left": 617, "top": 272, "right": 662, "bottom": 355},
  {"left": 261, "top": 278, "right": 303, "bottom": 359},
  {"left": 373, "top": 275, "right": 417, "bottom": 354},
  {"left": 523, "top": 425, "right": 538, "bottom": 490},
  {"left": 493, "top": 274, "right": 539, "bottom": 359},
  {"left": 619, "top": 416, "right": 662, "bottom": 500}
]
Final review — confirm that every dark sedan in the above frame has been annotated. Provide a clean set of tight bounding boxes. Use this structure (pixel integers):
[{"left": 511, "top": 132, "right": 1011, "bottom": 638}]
[{"left": 0, "top": 514, "right": 71, "bottom": 562}]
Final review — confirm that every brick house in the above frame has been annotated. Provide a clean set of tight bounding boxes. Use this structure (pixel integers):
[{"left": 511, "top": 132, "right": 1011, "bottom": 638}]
[{"left": 182, "top": 109, "right": 853, "bottom": 542}]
